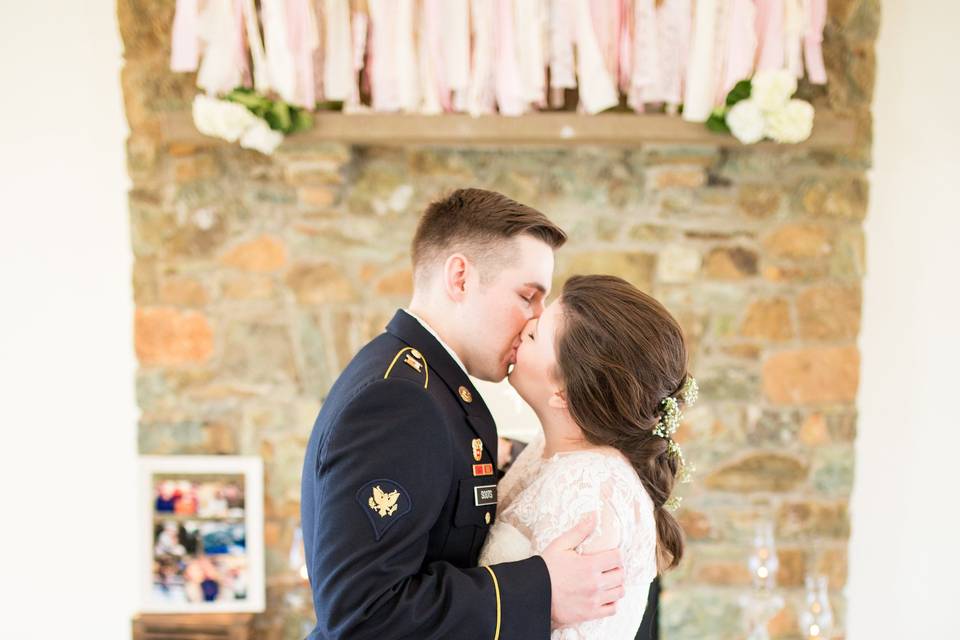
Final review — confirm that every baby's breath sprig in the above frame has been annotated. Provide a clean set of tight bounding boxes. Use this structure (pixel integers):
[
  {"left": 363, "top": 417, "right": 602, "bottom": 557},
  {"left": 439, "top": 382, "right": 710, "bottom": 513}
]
[
  {"left": 653, "top": 396, "right": 681, "bottom": 438},
  {"left": 653, "top": 376, "right": 700, "bottom": 511},
  {"left": 667, "top": 440, "right": 695, "bottom": 484},
  {"left": 680, "top": 375, "right": 699, "bottom": 407}
]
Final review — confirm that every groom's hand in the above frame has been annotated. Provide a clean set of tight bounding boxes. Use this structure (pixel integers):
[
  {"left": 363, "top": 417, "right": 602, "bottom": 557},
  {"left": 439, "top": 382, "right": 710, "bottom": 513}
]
[{"left": 540, "top": 513, "right": 626, "bottom": 625}]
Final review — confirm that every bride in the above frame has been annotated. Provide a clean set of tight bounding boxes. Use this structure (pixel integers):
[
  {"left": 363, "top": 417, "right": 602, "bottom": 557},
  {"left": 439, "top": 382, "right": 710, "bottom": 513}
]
[{"left": 479, "top": 275, "right": 697, "bottom": 639}]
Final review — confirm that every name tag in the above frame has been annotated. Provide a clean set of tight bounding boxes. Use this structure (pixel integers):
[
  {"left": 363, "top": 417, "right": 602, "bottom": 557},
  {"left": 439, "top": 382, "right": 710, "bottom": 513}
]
[{"left": 474, "top": 484, "right": 498, "bottom": 507}]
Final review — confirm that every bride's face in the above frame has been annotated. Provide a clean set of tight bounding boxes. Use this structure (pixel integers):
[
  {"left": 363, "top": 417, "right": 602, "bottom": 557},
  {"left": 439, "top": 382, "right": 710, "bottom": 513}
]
[{"left": 508, "top": 299, "right": 564, "bottom": 410}]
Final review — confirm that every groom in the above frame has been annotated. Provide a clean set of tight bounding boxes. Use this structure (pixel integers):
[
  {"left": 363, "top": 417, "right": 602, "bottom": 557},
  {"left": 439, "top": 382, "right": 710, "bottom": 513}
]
[{"left": 300, "top": 189, "right": 626, "bottom": 639}]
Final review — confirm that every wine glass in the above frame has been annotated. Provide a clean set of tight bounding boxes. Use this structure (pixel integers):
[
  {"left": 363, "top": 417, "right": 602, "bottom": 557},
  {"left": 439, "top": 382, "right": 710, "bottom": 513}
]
[
  {"left": 799, "top": 574, "right": 835, "bottom": 639},
  {"left": 741, "top": 520, "right": 784, "bottom": 639},
  {"left": 748, "top": 521, "right": 780, "bottom": 591}
]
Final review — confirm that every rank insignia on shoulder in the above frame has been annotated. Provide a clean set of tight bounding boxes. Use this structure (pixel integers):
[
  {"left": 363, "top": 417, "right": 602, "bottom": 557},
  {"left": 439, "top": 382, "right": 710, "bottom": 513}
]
[
  {"left": 356, "top": 479, "right": 411, "bottom": 541},
  {"left": 403, "top": 354, "right": 422, "bottom": 372},
  {"left": 384, "top": 347, "right": 429, "bottom": 389},
  {"left": 471, "top": 438, "right": 483, "bottom": 462}
]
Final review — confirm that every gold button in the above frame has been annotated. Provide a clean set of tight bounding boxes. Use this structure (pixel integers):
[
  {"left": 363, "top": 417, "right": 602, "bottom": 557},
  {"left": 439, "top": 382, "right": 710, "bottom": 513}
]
[
  {"left": 458, "top": 386, "right": 473, "bottom": 403},
  {"left": 485, "top": 512, "right": 491, "bottom": 525},
  {"left": 410, "top": 349, "right": 422, "bottom": 359}
]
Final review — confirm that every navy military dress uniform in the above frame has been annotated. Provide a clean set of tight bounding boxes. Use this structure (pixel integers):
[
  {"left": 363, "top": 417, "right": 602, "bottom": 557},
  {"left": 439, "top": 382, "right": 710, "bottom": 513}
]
[{"left": 301, "top": 309, "right": 552, "bottom": 639}]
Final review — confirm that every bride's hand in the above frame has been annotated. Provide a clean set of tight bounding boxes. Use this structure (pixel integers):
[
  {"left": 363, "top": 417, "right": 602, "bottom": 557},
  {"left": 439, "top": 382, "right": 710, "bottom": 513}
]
[{"left": 540, "top": 513, "right": 626, "bottom": 626}]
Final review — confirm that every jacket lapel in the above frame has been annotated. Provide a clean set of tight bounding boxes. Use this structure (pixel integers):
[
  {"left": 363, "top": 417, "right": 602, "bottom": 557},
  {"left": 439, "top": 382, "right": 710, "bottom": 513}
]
[{"left": 385, "top": 310, "right": 499, "bottom": 462}]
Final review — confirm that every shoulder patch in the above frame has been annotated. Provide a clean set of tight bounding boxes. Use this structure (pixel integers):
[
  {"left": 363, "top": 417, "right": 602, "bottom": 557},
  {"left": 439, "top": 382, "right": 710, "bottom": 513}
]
[
  {"left": 357, "top": 479, "right": 413, "bottom": 541},
  {"left": 383, "top": 346, "right": 429, "bottom": 389}
]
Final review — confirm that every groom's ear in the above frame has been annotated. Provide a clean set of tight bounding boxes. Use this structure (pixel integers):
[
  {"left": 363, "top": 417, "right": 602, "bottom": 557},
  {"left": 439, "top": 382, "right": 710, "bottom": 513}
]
[
  {"left": 443, "top": 254, "right": 469, "bottom": 301},
  {"left": 547, "top": 388, "right": 568, "bottom": 410}
]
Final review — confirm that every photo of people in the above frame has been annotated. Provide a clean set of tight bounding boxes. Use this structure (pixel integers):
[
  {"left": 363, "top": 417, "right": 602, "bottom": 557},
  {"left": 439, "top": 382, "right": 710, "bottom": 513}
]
[{"left": 151, "top": 474, "right": 249, "bottom": 604}]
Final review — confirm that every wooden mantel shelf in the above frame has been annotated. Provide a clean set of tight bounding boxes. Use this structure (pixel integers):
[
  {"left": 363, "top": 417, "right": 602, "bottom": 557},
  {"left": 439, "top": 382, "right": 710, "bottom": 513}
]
[{"left": 162, "top": 110, "right": 857, "bottom": 149}]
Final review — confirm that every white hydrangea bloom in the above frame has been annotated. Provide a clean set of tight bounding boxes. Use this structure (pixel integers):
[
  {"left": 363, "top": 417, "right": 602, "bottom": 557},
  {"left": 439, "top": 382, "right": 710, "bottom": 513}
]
[
  {"left": 765, "top": 99, "right": 815, "bottom": 144},
  {"left": 751, "top": 69, "right": 797, "bottom": 112},
  {"left": 726, "top": 99, "right": 766, "bottom": 144},
  {"left": 192, "top": 94, "right": 259, "bottom": 143},
  {"left": 239, "top": 119, "right": 285, "bottom": 155}
]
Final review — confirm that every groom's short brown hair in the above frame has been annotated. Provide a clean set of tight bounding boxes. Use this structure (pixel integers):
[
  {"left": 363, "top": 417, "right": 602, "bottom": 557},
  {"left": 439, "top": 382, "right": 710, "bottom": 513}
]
[{"left": 412, "top": 188, "right": 566, "bottom": 283}]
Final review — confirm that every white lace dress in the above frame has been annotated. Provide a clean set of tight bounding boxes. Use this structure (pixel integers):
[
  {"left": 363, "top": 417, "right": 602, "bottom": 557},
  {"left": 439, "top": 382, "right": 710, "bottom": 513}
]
[{"left": 478, "top": 434, "right": 658, "bottom": 639}]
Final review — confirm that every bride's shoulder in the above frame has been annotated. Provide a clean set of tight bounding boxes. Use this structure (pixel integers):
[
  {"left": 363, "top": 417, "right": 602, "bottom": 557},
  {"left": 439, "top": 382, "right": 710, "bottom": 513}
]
[
  {"left": 540, "top": 448, "right": 653, "bottom": 505},
  {"left": 535, "top": 447, "right": 622, "bottom": 489},
  {"left": 544, "top": 446, "right": 633, "bottom": 477}
]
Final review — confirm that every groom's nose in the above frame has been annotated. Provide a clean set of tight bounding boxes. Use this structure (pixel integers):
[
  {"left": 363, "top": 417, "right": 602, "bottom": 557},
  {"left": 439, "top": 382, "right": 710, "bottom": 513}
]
[{"left": 528, "top": 299, "right": 544, "bottom": 319}]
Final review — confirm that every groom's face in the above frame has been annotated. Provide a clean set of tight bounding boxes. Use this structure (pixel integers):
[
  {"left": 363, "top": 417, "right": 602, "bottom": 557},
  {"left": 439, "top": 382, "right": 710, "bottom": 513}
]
[{"left": 462, "top": 234, "right": 554, "bottom": 382}]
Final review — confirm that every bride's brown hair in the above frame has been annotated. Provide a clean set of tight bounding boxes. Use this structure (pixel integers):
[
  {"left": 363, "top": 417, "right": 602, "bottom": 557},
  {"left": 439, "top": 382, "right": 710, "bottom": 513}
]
[{"left": 555, "top": 275, "right": 690, "bottom": 571}]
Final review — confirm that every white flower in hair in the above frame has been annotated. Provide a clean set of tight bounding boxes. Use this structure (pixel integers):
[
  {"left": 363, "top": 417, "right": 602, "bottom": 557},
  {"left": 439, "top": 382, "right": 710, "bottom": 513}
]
[
  {"left": 664, "top": 496, "right": 683, "bottom": 512},
  {"left": 681, "top": 376, "right": 699, "bottom": 407},
  {"left": 667, "top": 440, "right": 695, "bottom": 484},
  {"left": 653, "top": 396, "right": 681, "bottom": 438}
]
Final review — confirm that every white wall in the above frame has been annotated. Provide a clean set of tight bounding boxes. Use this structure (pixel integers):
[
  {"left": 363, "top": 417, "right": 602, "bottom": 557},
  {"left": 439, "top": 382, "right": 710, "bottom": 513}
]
[
  {"left": 0, "top": 2, "right": 137, "bottom": 639},
  {"left": 848, "top": 1, "right": 960, "bottom": 637}
]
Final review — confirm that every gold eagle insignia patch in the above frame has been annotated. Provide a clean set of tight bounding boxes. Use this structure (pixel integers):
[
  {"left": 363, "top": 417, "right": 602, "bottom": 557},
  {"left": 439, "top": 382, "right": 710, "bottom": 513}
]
[
  {"left": 368, "top": 485, "right": 400, "bottom": 518},
  {"left": 357, "top": 479, "right": 410, "bottom": 540}
]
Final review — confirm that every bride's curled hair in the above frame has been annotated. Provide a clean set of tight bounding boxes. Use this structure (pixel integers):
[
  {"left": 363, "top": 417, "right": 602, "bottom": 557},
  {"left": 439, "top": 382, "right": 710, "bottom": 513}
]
[{"left": 556, "top": 275, "right": 690, "bottom": 571}]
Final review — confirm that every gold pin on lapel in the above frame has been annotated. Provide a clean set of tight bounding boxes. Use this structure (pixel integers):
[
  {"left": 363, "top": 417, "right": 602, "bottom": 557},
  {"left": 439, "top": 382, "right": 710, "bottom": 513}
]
[
  {"left": 472, "top": 438, "right": 483, "bottom": 462},
  {"left": 458, "top": 386, "right": 473, "bottom": 403},
  {"left": 485, "top": 512, "right": 491, "bottom": 525}
]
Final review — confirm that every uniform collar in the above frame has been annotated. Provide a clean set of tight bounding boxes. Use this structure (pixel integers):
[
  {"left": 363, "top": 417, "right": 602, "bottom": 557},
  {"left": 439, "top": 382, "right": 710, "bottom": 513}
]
[{"left": 402, "top": 308, "right": 468, "bottom": 374}]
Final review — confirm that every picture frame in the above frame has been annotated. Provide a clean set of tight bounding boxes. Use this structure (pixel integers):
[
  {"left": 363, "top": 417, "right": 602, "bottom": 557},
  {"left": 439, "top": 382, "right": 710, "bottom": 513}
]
[{"left": 139, "top": 456, "right": 265, "bottom": 613}]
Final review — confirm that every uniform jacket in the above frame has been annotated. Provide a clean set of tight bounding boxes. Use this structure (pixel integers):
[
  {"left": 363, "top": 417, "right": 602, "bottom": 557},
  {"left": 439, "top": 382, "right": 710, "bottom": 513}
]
[{"left": 301, "top": 309, "right": 552, "bottom": 639}]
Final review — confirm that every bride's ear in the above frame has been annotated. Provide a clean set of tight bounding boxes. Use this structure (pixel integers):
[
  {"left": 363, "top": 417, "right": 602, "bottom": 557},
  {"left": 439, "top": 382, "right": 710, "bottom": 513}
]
[{"left": 547, "top": 388, "right": 568, "bottom": 410}]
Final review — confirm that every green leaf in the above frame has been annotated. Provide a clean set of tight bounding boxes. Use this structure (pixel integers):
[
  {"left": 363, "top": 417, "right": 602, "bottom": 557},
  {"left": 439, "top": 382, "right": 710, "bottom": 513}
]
[
  {"left": 269, "top": 100, "right": 293, "bottom": 133},
  {"left": 264, "top": 110, "right": 282, "bottom": 131},
  {"left": 705, "top": 113, "right": 731, "bottom": 134},
  {"left": 725, "top": 79, "right": 752, "bottom": 107},
  {"left": 290, "top": 108, "right": 314, "bottom": 133},
  {"left": 250, "top": 103, "right": 270, "bottom": 119},
  {"left": 226, "top": 89, "right": 268, "bottom": 111}
]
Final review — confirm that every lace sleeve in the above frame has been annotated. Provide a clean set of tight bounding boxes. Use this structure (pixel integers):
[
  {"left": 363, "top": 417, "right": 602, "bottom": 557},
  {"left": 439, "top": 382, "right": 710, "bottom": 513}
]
[
  {"left": 515, "top": 453, "right": 658, "bottom": 640},
  {"left": 524, "top": 454, "right": 620, "bottom": 555}
]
